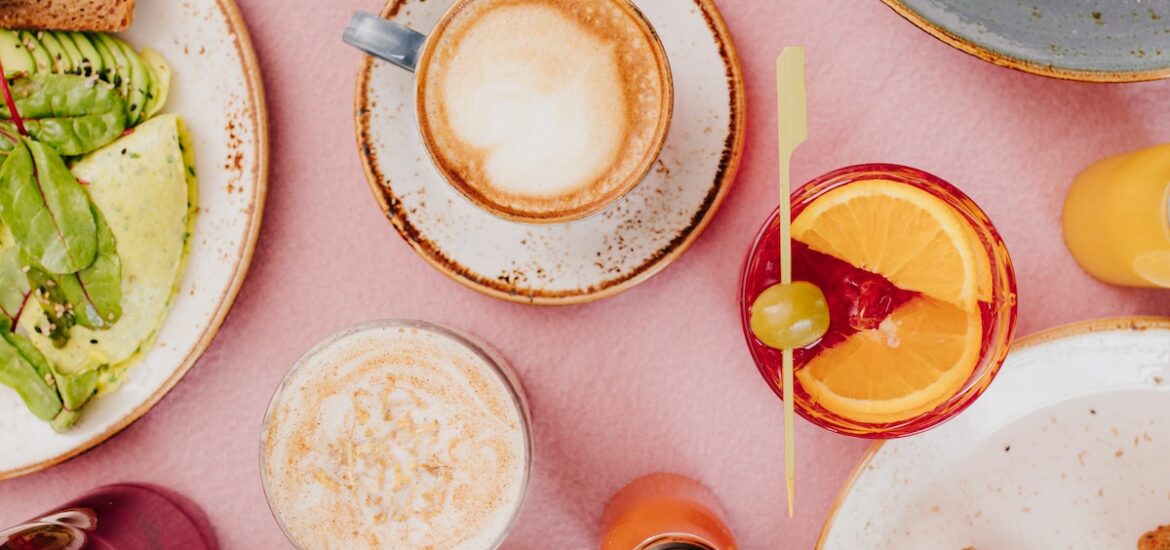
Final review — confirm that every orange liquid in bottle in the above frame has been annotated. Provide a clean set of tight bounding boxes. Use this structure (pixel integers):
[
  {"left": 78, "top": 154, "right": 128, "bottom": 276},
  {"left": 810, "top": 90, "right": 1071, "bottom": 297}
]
[
  {"left": 600, "top": 474, "right": 737, "bottom": 550},
  {"left": 1063, "top": 143, "right": 1170, "bottom": 287}
]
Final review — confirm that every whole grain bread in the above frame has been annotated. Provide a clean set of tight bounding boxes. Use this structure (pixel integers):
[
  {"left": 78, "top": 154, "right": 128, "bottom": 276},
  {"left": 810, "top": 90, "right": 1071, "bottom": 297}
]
[{"left": 0, "top": 0, "right": 135, "bottom": 32}]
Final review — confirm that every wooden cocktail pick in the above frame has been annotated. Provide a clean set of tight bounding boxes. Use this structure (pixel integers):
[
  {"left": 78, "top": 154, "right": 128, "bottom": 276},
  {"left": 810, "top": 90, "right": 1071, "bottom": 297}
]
[{"left": 776, "top": 46, "right": 808, "bottom": 519}]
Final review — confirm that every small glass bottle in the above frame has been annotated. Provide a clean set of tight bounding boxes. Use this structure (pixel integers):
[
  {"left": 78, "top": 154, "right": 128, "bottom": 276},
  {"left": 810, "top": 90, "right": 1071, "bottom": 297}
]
[
  {"left": 1063, "top": 142, "right": 1170, "bottom": 287},
  {"left": 0, "top": 483, "right": 217, "bottom": 550},
  {"left": 600, "top": 474, "right": 738, "bottom": 550}
]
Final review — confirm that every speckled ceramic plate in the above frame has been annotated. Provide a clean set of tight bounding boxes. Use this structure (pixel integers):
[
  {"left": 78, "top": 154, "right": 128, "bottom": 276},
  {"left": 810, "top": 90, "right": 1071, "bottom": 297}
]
[
  {"left": 0, "top": 0, "right": 267, "bottom": 479},
  {"left": 355, "top": 0, "right": 745, "bottom": 305},
  {"left": 818, "top": 318, "right": 1170, "bottom": 548},
  {"left": 884, "top": 0, "right": 1170, "bottom": 81}
]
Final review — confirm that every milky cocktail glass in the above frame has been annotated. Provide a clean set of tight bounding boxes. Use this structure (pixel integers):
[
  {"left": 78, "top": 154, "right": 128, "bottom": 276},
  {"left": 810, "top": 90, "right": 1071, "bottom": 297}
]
[
  {"left": 740, "top": 164, "right": 1017, "bottom": 438},
  {"left": 260, "top": 320, "right": 532, "bottom": 549}
]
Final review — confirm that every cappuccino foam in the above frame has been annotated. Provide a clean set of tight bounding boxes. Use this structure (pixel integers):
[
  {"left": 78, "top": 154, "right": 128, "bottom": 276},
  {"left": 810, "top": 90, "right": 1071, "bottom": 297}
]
[
  {"left": 261, "top": 323, "right": 529, "bottom": 550},
  {"left": 418, "top": 0, "right": 671, "bottom": 220}
]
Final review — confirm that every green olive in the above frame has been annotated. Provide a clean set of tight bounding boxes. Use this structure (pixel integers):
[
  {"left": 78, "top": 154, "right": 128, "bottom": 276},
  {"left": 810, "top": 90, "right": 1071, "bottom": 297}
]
[{"left": 749, "top": 281, "right": 830, "bottom": 350}]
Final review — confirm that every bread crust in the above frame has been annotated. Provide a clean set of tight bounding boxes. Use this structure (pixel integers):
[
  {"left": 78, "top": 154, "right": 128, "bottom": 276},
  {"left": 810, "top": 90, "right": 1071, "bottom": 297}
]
[
  {"left": 1140, "top": 525, "right": 1170, "bottom": 550},
  {"left": 0, "top": 0, "right": 136, "bottom": 32}
]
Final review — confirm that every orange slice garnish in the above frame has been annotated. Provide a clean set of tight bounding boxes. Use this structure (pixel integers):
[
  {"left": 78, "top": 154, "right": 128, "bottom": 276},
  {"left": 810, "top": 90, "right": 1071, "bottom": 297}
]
[
  {"left": 795, "top": 296, "right": 982, "bottom": 424},
  {"left": 792, "top": 179, "right": 986, "bottom": 308}
]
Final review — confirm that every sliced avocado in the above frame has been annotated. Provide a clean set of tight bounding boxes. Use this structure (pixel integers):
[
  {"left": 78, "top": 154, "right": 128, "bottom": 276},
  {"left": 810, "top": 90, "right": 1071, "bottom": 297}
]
[
  {"left": 140, "top": 48, "right": 171, "bottom": 118},
  {"left": 18, "top": 32, "right": 52, "bottom": 74},
  {"left": 0, "top": 30, "right": 35, "bottom": 76},
  {"left": 36, "top": 32, "right": 73, "bottom": 74},
  {"left": 87, "top": 33, "right": 117, "bottom": 83},
  {"left": 54, "top": 32, "right": 84, "bottom": 74},
  {"left": 111, "top": 37, "right": 150, "bottom": 126},
  {"left": 92, "top": 35, "right": 131, "bottom": 114},
  {"left": 64, "top": 32, "right": 102, "bottom": 78}
]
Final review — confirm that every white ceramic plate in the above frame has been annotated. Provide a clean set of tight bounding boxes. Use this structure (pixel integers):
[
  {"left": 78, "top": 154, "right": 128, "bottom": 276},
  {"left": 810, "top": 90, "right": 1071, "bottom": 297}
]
[
  {"left": 818, "top": 318, "right": 1170, "bottom": 549},
  {"left": 0, "top": 0, "right": 267, "bottom": 479},
  {"left": 355, "top": 0, "right": 745, "bottom": 304}
]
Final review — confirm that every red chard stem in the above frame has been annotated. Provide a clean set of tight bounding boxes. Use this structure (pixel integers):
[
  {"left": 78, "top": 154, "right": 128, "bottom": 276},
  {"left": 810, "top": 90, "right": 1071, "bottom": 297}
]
[{"left": 0, "top": 58, "right": 28, "bottom": 137}]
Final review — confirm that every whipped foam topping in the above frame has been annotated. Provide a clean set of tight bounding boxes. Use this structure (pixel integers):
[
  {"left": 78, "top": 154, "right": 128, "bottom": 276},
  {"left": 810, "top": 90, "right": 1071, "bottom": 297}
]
[{"left": 419, "top": 0, "right": 670, "bottom": 218}]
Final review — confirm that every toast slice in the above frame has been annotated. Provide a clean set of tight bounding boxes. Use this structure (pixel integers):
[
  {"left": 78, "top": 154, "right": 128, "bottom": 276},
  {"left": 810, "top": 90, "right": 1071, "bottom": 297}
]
[{"left": 0, "top": 0, "right": 135, "bottom": 32}]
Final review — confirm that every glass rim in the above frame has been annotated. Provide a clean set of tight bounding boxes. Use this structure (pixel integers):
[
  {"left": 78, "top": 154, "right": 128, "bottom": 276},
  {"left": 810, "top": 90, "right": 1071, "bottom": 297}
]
[
  {"left": 738, "top": 163, "right": 1019, "bottom": 438},
  {"left": 258, "top": 319, "right": 533, "bottom": 550}
]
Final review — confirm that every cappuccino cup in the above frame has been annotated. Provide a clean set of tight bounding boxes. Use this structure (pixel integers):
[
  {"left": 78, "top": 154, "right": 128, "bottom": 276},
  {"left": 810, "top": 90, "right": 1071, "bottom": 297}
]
[{"left": 345, "top": 0, "right": 674, "bottom": 224}]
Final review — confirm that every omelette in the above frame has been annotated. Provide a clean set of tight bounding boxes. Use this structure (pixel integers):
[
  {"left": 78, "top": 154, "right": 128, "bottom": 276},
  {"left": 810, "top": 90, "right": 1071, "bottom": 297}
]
[{"left": 19, "top": 114, "right": 197, "bottom": 388}]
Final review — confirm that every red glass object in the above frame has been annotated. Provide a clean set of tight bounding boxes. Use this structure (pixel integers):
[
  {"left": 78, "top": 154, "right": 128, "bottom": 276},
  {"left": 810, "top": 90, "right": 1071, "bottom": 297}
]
[
  {"left": 738, "top": 164, "right": 1018, "bottom": 438},
  {"left": 0, "top": 484, "right": 217, "bottom": 550}
]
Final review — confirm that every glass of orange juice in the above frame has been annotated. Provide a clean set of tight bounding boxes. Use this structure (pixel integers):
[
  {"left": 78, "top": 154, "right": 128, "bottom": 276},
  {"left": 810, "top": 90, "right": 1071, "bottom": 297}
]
[
  {"left": 599, "top": 474, "right": 738, "bottom": 550},
  {"left": 739, "top": 164, "right": 1018, "bottom": 438},
  {"left": 1063, "top": 143, "right": 1170, "bottom": 287}
]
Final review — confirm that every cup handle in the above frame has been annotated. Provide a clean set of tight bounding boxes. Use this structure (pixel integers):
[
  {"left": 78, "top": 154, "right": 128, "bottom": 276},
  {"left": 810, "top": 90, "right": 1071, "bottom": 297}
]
[{"left": 343, "top": 11, "right": 427, "bottom": 72}]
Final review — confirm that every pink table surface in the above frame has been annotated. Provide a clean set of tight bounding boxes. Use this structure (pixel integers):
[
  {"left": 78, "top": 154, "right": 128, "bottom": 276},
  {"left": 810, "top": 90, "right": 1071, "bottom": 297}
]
[{"left": 3, "top": 0, "right": 1170, "bottom": 548}]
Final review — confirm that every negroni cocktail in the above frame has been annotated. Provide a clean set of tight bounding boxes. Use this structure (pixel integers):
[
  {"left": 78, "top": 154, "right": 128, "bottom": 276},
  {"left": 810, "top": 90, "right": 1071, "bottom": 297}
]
[{"left": 740, "top": 165, "right": 1017, "bottom": 438}]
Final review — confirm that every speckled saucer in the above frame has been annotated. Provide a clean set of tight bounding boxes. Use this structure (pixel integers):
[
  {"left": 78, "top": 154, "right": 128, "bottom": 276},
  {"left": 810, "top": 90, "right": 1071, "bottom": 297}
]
[
  {"left": 818, "top": 318, "right": 1170, "bottom": 548},
  {"left": 355, "top": 0, "right": 745, "bottom": 305},
  {"left": 885, "top": 0, "right": 1170, "bottom": 81}
]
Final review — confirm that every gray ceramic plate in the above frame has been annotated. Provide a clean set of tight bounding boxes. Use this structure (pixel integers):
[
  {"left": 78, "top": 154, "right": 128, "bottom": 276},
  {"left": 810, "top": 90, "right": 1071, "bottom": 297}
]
[{"left": 884, "top": 0, "right": 1170, "bottom": 81}]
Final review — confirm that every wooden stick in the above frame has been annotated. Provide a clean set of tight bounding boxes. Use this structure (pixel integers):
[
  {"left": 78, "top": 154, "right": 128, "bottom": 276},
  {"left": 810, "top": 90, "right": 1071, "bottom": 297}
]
[{"left": 776, "top": 47, "right": 808, "bottom": 519}]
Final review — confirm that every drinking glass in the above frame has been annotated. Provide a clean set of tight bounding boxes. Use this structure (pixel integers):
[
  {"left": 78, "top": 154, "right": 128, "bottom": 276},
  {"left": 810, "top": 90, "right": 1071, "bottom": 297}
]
[
  {"left": 0, "top": 483, "right": 217, "bottom": 550},
  {"left": 739, "top": 164, "right": 1018, "bottom": 438}
]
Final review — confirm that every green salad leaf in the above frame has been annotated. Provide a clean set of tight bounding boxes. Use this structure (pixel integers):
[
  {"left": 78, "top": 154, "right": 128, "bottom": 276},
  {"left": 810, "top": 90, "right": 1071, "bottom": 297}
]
[
  {"left": 3, "top": 322, "right": 53, "bottom": 382},
  {"left": 12, "top": 321, "right": 98, "bottom": 426},
  {"left": 0, "top": 246, "right": 29, "bottom": 325},
  {"left": 55, "top": 207, "right": 120, "bottom": 329},
  {"left": 25, "top": 207, "right": 121, "bottom": 339},
  {"left": 0, "top": 317, "right": 98, "bottom": 430},
  {"left": 25, "top": 264, "right": 74, "bottom": 347},
  {"left": 0, "top": 74, "right": 127, "bottom": 156},
  {"left": 0, "top": 320, "right": 62, "bottom": 421},
  {"left": 0, "top": 137, "right": 97, "bottom": 274},
  {"left": 0, "top": 126, "right": 16, "bottom": 162}
]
